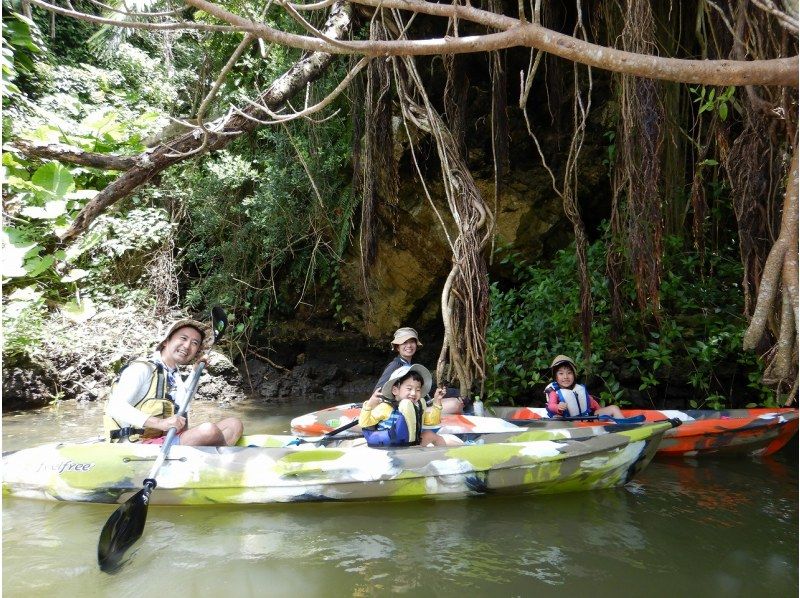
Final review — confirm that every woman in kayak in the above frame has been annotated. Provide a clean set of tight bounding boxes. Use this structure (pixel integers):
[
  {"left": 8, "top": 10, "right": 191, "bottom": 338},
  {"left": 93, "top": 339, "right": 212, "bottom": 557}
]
[
  {"left": 359, "top": 364, "right": 458, "bottom": 447},
  {"left": 372, "top": 327, "right": 470, "bottom": 414},
  {"left": 545, "top": 355, "right": 624, "bottom": 419}
]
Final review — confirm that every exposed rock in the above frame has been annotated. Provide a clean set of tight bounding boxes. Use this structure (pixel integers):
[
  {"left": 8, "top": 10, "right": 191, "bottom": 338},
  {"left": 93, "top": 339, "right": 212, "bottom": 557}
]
[
  {"left": 2, "top": 357, "right": 57, "bottom": 412},
  {"left": 243, "top": 340, "right": 412, "bottom": 403},
  {"left": 337, "top": 158, "right": 569, "bottom": 341}
]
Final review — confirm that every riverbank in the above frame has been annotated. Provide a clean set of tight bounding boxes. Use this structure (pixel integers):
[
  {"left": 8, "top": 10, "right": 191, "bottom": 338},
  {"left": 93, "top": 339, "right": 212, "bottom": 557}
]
[
  {"left": 1, "top": 307, "right": 400, "bottom": 412},
  {"left": 1, "top": 304, "right": 778, "bottom": 414}
]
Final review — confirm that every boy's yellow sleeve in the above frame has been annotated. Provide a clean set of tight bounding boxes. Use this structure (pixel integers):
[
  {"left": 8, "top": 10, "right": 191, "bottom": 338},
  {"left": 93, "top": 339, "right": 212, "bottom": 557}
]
[
  {"left": 358, "top": 402, "right": 393, "bottom": 427},
  {"left": 422, "top": 404, "right": 442, "bottom": 426}
]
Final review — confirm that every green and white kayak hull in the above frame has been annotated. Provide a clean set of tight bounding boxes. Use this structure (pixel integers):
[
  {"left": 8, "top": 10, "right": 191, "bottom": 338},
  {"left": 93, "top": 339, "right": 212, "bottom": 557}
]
[{"left": 2, "top": 421, "right": 676, "bottom": 505}]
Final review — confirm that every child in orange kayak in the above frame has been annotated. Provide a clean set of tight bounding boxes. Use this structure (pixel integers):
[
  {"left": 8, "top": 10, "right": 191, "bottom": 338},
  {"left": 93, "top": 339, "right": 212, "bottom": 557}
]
[
  {"left": 359, "top": 364, "right": 453, "bottom": 447},
  {"left": 545, "top": 355, "right": 624, "bottom": 419}
]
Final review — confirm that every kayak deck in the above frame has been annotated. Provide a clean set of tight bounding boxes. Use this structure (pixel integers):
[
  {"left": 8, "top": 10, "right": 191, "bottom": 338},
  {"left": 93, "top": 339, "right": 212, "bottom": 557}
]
[{"left": 2, "top": 421, "right": 676, "bottom": 505}]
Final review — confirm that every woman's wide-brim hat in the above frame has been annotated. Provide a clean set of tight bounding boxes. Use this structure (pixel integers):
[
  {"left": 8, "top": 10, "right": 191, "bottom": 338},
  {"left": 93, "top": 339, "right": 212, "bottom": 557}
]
[
  {"left": 381, "top": 364, "right": 432, "bottom": 399},
  {"left": 550, "top": 354, "right": 578, "bottom": 375},
  {"left": 157, "top": 318, "right": 213, "bottom": 355},
  {"left": 391, "top": 327, "right": 422, "bottom": 347}
]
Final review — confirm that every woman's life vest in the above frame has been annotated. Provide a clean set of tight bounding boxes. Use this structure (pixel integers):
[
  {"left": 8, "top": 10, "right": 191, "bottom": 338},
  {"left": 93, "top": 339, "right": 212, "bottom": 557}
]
[
  {"left": 103, "top": 359, "right": 177, "bottom": 442},
  {"left": 362, "top": 398, "right": 423, "bottom": 447},
  {"left": 546, "top": 381, "right": 593, "bottom": 417}
]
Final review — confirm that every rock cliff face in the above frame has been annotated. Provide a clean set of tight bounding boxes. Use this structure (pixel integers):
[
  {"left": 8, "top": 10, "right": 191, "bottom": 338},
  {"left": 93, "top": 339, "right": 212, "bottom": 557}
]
[
  {"left": 337, "top": 155, "right": 602, "bottom": 342},
  {"left": 238, "top": 144, "right": 609, "bottom": 403}
]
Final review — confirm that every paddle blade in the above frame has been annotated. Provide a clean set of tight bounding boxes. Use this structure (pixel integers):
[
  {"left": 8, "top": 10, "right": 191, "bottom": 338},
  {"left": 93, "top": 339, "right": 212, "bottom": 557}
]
[{"left": 98, "top": 488, "right": 151, "bottom": 572}]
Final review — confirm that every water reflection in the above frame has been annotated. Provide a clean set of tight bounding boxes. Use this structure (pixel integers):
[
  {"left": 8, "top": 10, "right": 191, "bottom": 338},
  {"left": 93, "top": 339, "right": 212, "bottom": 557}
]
[{"left": 3, "top": 401, "right": 798, "bottom": 597}]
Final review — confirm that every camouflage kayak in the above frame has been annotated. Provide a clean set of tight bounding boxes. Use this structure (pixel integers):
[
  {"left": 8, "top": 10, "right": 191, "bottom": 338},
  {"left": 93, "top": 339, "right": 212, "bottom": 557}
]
[
  {"left": 2, "top": 420, "right": 677, "bottom": 505},
  {"left": 291, "top": 405, "right": 798, "bottom": 458}
]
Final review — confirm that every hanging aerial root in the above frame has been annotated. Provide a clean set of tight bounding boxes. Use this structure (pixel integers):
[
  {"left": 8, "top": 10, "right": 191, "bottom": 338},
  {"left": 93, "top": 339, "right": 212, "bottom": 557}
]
[
  {"left": 743, "top": 142, "right": 798, "bottom": 403},
  {"left": 387, "top": 20, "right": 492, "bottom": 394}
]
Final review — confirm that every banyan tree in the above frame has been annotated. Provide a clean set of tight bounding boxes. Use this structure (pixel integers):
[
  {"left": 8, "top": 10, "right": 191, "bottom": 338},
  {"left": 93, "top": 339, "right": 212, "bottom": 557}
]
[{"left": 9, "top": 0, "right": 799, "bottom": 401}]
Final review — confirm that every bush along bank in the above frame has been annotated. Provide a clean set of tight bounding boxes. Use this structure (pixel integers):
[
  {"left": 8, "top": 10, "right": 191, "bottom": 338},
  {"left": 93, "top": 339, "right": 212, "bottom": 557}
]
[{"left": 485, "top": 232, "right": 777, "bottom": 411}]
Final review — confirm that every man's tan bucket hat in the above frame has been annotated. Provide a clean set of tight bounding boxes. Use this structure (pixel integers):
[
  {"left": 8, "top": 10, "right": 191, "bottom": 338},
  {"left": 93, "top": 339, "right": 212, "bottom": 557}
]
[{"left": 157, "top": 318, "right": 213, "bottom": 356}]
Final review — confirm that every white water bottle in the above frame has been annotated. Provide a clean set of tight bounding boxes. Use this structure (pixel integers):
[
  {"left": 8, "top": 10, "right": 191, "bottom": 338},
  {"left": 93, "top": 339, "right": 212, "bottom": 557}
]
[{"left": 473, "top": 398, "right": 484, "bottom": 417}]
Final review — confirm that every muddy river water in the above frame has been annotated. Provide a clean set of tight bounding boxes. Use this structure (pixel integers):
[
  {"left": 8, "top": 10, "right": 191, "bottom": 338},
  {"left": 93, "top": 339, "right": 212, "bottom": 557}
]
[{"left": 2, "top": 400, "right": 797, "bottom": 597}]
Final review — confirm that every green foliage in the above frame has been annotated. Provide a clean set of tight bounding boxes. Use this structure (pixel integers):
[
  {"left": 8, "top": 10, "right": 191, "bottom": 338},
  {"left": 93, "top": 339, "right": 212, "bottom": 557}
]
[
  {"left": 690, "top": 85, "right": 741, "bottom": 122},
  {"left": 2, "top": 285, "right": 46, "bottom": 361},
  {"left": 2, "top": 9, "right": 46, "bottom": 103},
  {"left": 486, "top": 230, "right": 767, "bottom": 409},
  {"left": 168, "top": 93, "right": 357, "bottom": 345},
  {"left": 2, "top": 20, "right": 180, "bottom": 363}
]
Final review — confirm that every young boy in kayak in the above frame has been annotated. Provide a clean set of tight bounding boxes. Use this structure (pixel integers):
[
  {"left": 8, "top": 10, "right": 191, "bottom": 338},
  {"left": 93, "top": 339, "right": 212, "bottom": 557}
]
[
  {"left": 359, "top": 364, "right": 456, "bottom": 447},
  {"left": 372, "top": 327, "right": 470, "bottom": 415},
  {"left": 545, "top": 355, "right": 624, "bottom": 419},
  {"left": 103, "top": 319, "right": 243, "bottom": 446}
]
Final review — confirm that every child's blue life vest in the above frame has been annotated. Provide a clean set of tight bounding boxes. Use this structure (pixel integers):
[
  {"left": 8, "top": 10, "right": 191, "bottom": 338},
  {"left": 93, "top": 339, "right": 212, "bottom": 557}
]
[
  {"left": 363, "top": 399, "right": 422, "bottom": 447},
  {"left": 547, "top": 381, "right": 593, "bottom": 417}
]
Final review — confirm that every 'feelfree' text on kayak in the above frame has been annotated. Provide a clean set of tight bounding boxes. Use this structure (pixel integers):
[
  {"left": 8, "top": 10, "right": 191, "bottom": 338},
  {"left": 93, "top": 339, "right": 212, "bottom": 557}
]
[{"left": 35, "top": 461, "right": 95, "bottom": 474}]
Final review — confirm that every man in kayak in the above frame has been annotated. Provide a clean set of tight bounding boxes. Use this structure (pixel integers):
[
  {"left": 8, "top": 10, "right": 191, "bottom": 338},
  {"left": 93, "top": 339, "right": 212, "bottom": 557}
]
[
  {"left": 103, "top": 319, "right": 243, "bottom": 446},
  {"left": 359, "top": 364, "right": 459, "bottom": 447},
  {"left": 545, "top": 355, "right": 624, "bottom": 419},
  {"left": 372, "top": 327, "right": 470, "bottom": 414}
]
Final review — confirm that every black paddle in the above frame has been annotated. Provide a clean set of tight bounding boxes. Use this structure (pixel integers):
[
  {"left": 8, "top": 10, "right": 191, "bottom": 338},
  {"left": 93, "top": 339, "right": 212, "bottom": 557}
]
[
  {"left": 97, "top": 306, "right": 228, "bottom": 573},
  {"left": 284, "top": 418, "right": 362, "bottom": 447},
  {"left": 510, "top": 414, "right": 646, "bottom": 425}
]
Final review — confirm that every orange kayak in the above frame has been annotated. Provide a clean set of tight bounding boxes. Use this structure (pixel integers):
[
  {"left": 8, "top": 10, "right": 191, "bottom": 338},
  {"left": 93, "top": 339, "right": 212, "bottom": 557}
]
[
  {"left": 292, "top": 404, "right": 798, "bottom": 458},
  {"left": 493, "top": 406, "right": 799, "bottom": 457}
]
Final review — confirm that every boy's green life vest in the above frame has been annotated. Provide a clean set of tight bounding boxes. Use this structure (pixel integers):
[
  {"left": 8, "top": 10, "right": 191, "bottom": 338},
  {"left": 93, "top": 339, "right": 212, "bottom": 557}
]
[{"left": 103, "top": 359, "right": 177, "bottom": 442}]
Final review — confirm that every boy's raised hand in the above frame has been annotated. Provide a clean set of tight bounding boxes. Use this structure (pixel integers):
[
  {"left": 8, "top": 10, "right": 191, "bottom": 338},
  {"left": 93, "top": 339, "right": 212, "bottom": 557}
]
[
  {"left": 365, "top": 387, "right": 383, "bottom": 409},
  {"left": 432, "top": 385, "right": 446, "bottom": 406}
]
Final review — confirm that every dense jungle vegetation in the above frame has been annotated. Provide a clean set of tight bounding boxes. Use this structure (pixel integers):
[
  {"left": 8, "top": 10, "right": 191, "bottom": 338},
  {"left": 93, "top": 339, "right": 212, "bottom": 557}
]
[{"left": 2, "top": 0, "right": 797, "bottom": 410}]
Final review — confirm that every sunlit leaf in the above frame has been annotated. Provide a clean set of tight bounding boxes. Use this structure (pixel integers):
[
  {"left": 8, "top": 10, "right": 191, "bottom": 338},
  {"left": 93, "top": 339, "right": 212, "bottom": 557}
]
[
  {"left": 65, "top": 189, "right": 99, "bottom": 200},
  {"left": 30, "top": 162, "right": 74, "bottom": 199},
  {"left": 20, "top": 199, "right": 68, "bottom": 219},
  {"left": 1, "top": 230, "right": 38, "bottom": 278},
  {"left": 61, "top": 268, "right": 90, "bottom": 282},
  {"left": 27, "top": 124, "right": 62, "bottom": 144},
  {"left": 61, "top": 297, "right": 97, "bottom": 322},
  {"left": 81, "top": 109, "right": 124, "bottom": 140}
]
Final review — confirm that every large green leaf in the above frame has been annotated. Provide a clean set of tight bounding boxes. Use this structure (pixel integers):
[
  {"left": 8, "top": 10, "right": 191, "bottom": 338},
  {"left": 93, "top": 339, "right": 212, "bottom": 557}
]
[
  {"left": 23, "top": 254, "right": 55, "bottom": 277},
  {"left": 30, "top": 162, "right": 74, "bottom": 199},
  {"left": 61, "top": 297, "right": 96, "bottom": 322},
  {"left": 1, "top": 230, "right": 38, "bottom": 278},
  {"left": 81, "top": 109, "right": 125, "bottom": 141}
]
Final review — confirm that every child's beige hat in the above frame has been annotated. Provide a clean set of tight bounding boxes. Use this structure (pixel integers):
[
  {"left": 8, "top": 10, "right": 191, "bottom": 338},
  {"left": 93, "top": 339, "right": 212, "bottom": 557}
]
[
  {"left": 391, "top": 327, "right": 422, "bottom": 347},
  {"left": 381, "top": 364, "right": 433, "bottom": 399},
  {"left": 550, "top": 355, "right": 577, "bottom": 374}
]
